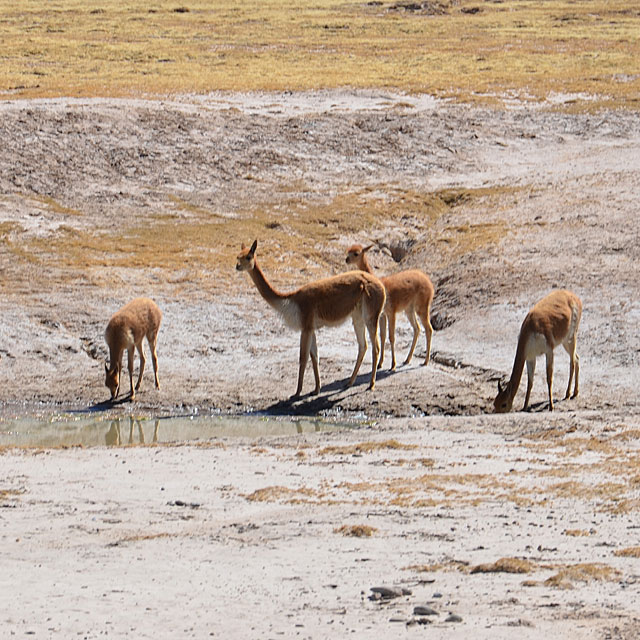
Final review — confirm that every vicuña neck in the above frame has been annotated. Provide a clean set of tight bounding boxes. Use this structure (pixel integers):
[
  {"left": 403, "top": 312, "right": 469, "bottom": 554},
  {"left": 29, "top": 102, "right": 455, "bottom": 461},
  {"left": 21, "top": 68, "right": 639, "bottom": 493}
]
[
  {"left": 359, "top": 253, "right": 375, "bottom": 275},
  {"left": 506, "top": 335, "right": 527, "bottom": 400},
  {"left": 248, "top": 260, "right": 288, "bottom": 308},
  {"left": 108, "top": 345, "right": 123, "bottom": 372}
]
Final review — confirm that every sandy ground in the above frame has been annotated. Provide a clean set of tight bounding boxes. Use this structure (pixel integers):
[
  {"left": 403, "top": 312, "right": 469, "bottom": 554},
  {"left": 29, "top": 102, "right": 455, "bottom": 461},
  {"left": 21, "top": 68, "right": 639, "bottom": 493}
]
[{"left": 1, "top": 91, "right": 640, "bottom": 638}]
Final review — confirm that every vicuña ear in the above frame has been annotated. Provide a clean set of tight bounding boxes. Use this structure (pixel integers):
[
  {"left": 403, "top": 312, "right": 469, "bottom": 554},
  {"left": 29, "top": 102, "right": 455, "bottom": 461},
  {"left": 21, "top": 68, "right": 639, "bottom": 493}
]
[
  {"left": 497, "top": 379, "right": 506, "bottom": 393},
  {"left": 241, "top": 243, "right": 246, "bottom": 250},
  {"left": 363, "top": 244, "right": 374, "bottom": 253},
  {"left": 105, "top": 362, "right": 109, "bottom": 374},
  {"left": 250, "top": 239, "right": 258, "bottom": 254}
]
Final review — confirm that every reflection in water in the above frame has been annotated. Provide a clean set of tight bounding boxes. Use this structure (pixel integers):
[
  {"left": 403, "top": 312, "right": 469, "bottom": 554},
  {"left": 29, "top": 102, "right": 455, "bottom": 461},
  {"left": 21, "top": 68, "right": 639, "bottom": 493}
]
[
  {"left": 0, "top": 415, "right": 350, "bottom": 448},
  {"left": 105, "top": 418, "right": 160, "bottom": 446}
]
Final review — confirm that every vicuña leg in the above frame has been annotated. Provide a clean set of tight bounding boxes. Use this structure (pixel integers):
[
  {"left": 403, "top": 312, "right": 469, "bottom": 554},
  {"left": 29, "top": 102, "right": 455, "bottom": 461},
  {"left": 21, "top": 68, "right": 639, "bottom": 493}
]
[
  {"left": 294, "top": 330, "right": 321, "bottom": 398},
  {"left": 135, "top": 343, "right": 146, "bottom": 391},
  {"left": 366, "top": 315, "right": 380, "bottom": 390},
  {"left": 149, "top": 331, "right": 160, "bottom": 389},
  {"left": 420, "top": 305, "right": 433, "bottom": 366},
  {"left": 523, "top": 359, "right": 535, "bottom": 411},
  {"left": 387, "top": 312, "right": 398, "bottom": 371},
  {"left": 127, "top": 347, "right": 136, "bottom": 399},
  {"left": 347, "top": 316, "right": 368, "bottom": 388},
  {"left": 545, "top": 350, "right": 555, "bottom": 411},
  {"left": 309, "top": 333, "right": 320, "bottom": 394},
  {"left": 403, "top": 307, "right": 420, "bottom": 366},
  {"left": 563, "top": 339, "right": 579, "bottom": 400},
  {"left": 378, "top": 313, "right": 388, "bottom": 370}
]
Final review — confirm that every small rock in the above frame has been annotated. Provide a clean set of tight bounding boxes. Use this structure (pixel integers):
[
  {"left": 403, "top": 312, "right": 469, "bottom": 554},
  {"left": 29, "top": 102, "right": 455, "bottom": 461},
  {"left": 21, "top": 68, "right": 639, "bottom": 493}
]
[
  {"left": 413, "top": 606, "right": 439, "bottom": 616},
  {"left": 369, "top": 586, "right": 412, "bottom": 601},
  {"left": 445, "top": 613, "right": 463, "bottom": 623}
]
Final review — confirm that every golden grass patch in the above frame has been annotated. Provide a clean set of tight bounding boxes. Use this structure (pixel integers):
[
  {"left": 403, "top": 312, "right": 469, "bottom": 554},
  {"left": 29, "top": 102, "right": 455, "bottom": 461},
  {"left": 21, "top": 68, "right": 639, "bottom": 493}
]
[
  {"left": 334, "top": 524, "right": 378, "bottom": 537},
  {"left": 563, "top": 529, "right": 595, "bottom": 537},
  {"left": 550, "top": 479, "right": 628, "bottom": 499},
  {"left": 1, "top": 0, "right": 639, "bottom": 109},
  {"left": 614, "top": 547, "right": 640, "bottom": 558},
  {"left": 543, "top": 563, "right": 621, "bottom": 589},
  {"left": 4, "top": 185, "right": 505, "bottom": 294},
  {"left": 318, "top": 439, "right": 418, "bottom": 456},
  {"left": 244, "top": 485, "right": 321, "bottom": 504},
  {"left": 0, "top": 488, "right": 25, "bottom": 501},
  {"left": 405, "top": 560, "right": 470, "bottom": 574},
  {"left": 470, "top": 557, "right": 535, "bottom": 574}
]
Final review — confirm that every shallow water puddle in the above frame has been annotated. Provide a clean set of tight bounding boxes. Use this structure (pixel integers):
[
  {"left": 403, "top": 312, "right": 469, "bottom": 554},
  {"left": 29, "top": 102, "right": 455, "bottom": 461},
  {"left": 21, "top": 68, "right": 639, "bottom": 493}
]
[{"left": 0, "top": 415, "right": 346, "bottom": 448}]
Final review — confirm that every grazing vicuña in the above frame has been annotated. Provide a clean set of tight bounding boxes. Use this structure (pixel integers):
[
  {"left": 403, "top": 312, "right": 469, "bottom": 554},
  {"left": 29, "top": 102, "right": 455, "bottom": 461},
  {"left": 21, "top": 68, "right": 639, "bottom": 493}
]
[
  {"left": 104, "top": 297, "right": 162, "bottom": 401},
  {"left": 494, "top": 289, "right": 581, "bottom": 413}
]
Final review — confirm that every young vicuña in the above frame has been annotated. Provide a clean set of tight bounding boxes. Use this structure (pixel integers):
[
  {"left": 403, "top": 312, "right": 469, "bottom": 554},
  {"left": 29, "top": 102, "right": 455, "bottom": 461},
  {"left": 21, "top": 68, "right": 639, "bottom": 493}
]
[
  {"left": 493, "top": 289, "right": 582, "bottom": 413},
  {"left": 236, "top": 240, "right": 386, "bottom": 398},
  {"left": 104, "top": 297, "right": 162, "bottom": 401},
  {"left": 345, "top": 243, "right": 434, "bottom": 370}
]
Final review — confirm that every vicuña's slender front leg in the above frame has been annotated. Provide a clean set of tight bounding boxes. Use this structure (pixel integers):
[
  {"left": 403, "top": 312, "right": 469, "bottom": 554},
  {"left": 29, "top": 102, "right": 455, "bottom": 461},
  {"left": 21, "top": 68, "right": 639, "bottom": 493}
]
[
  {"left": 545, "top": 350, "right": 555, "bottom": 411},
  {"left": 294, "top": 330, "right": 321, "bottom": 398},
  {"left": 346, "top": 316, "right": 368, "bottom": 388},
  {"left": 127, "top": 347, "right": 136, "bottom": 399},
  {"left": 295, "top": 330, "right": 311, "bottom": 398},
  {"left": 135, "top": 343, "right": 146, "bottom": 391},
  {"left": 378, "top": 314, "right": 388, "bottom": 369},
  {"left": 309, "top": 332, "right": 320, "bottom": 394},
  {"left": 366, "top": 315, "right": 380, "bottom": 390}
]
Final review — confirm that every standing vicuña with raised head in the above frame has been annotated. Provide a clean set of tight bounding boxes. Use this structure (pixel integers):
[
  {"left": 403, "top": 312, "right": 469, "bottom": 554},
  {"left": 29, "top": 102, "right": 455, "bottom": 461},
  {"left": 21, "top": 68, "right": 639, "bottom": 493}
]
[
  {"left": 104, "top": 297, "right": 162, "bottom": 401},
  {"left": 493, "top": 289, "right": 581, "bottom": 413},
  {"left": 236, "top": 240, "right": 386, "bottom": 398},
  {"left": 346, "top": 243, "right": 434, "bottom": 371}
]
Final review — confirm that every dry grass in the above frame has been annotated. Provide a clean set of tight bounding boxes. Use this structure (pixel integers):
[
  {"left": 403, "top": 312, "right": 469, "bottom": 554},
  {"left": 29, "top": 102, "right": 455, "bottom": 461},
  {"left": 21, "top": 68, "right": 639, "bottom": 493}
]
[
  {"left": 0, "top": 487, "right": 25, "bottom": 502},
  {"left": 1, "top": 1, "right": 638, "bottom": 109},
  {"left": 543, "top": 563, "right": 621, "bottom": 589},
  {"left": 470, "top": 557, "right": 535, "bottom": 574},
  {"left": 3, "top": 185, "right": 503, "bottom": 293},
  {"left": 318, "top": 438, "right": 418, "bottom": 456},
  {"left": 563, "top": 529, "right": 595, "bottom": 537},
  {"left": 405, "top": 560, "right": 471, "bottom": 574},
  {"left": 614, "top": 547, "right": 640, "bottom": 558},
  {"left": 333, "top": 524, "right": 378, "bottom": 537},
  {"left": 244, "top": 485, "right": 323, "bottom": 504}
]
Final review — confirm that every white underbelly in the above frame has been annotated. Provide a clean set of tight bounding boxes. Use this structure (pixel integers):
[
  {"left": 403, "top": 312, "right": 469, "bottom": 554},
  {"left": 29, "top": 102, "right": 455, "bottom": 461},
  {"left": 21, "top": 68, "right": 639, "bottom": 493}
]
[{"left": 524, "top": 331, "right": 550, "bottom": 360}]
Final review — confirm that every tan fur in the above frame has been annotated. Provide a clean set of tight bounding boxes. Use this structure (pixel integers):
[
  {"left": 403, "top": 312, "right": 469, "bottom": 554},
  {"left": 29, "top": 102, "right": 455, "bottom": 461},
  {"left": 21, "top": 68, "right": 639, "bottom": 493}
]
[
  {"left": 236, "top": 240, "right": 386, "bottom": 398},
  {"left": 346, "top": 243, "right": 434, "bottom": 370},
  {"left": 104, "top": 298, "right": 162, "bottom": 401},
  {"left": 494, "top": 289, "right": 582, "bottom": 413}
]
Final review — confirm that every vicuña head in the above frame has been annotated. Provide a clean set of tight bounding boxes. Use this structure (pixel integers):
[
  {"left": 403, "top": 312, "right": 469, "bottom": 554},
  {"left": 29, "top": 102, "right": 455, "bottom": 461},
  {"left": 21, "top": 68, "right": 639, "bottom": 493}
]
[
  {"left": 345, "top": 242, "right": 434, "bottom": 371},
  {"left": 236, "top": 240, "right": 386, "bottom": 398},
  {"left": 104, "top": 297, "right": 162, "bottom": 401},
  {"left": 493, "top": 289, "right": 581, "bottom": 413}
]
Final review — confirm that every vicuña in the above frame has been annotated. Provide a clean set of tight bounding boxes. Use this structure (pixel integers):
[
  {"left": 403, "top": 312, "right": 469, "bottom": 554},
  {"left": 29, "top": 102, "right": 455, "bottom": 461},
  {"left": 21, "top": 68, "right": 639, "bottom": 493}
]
[
  {"left": 236, "top": 240, "right": 386, "bottom": 398},
  {"left": 494, "top": 289, "right": 581, "bottom": 413},
  {"left": 104, "top": 297, "right": 162, "bottom": 401},
  {"left": 346, "top": 243, "right": 434, "bottom": 370}
]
